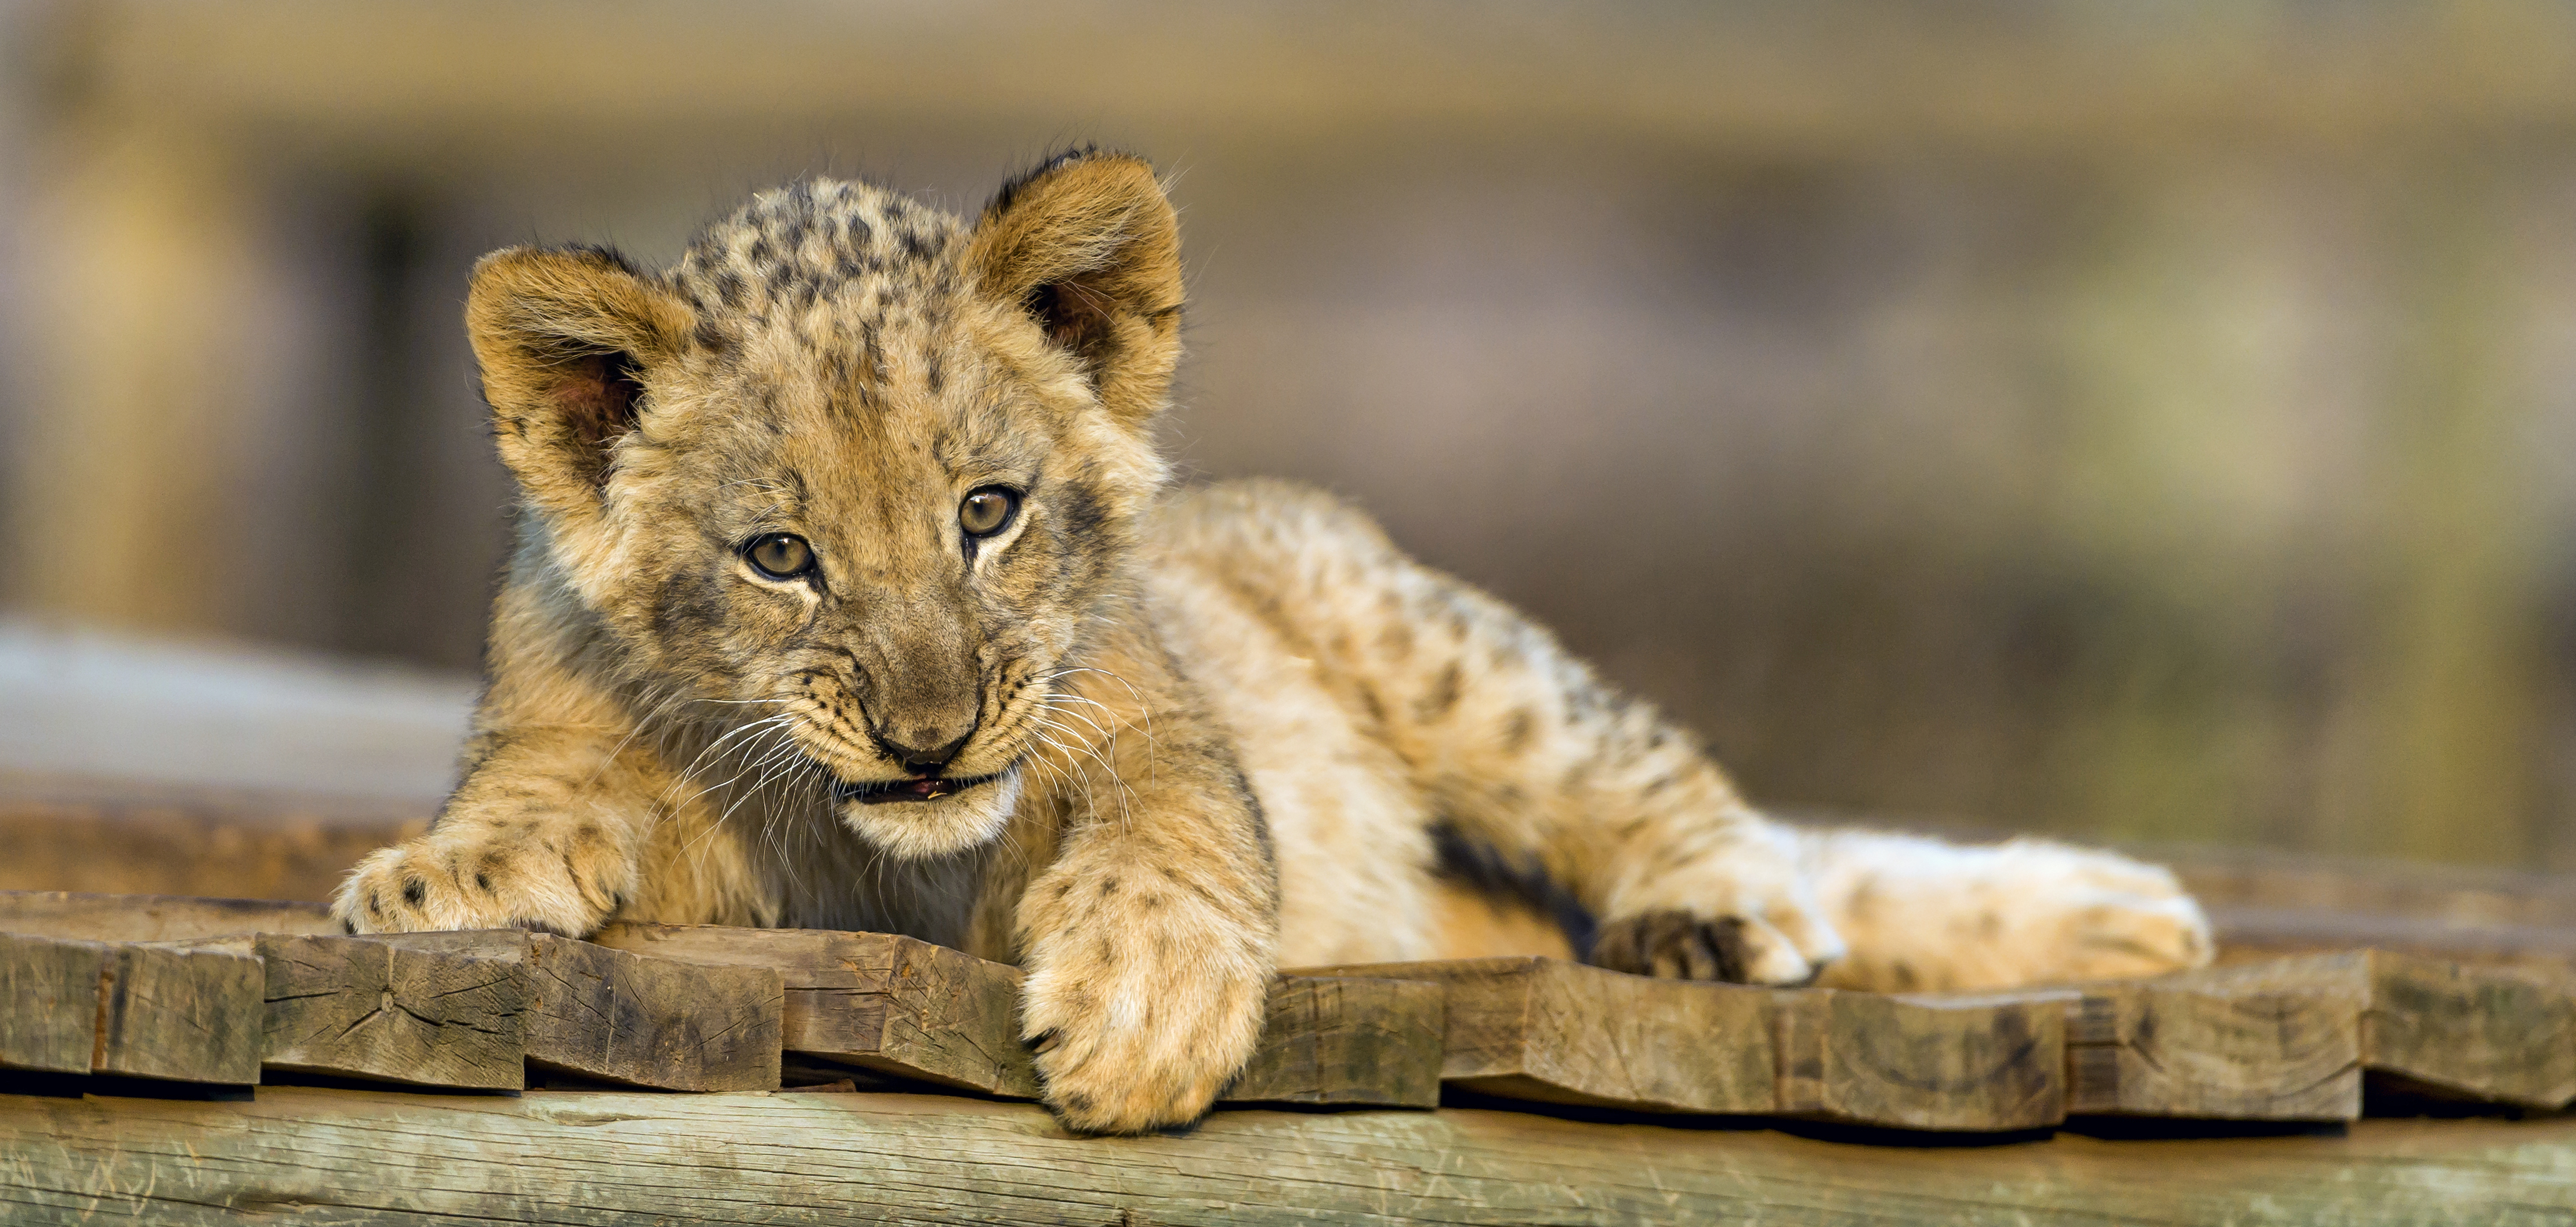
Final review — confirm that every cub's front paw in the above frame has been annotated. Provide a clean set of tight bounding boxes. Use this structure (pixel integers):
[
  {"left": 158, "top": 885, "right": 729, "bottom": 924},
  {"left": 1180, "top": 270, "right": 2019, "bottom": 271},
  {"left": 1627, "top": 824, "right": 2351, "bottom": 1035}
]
[
  {"left": 1019, "top": 932, "right": 1270, "bottom": 1134},
  {"left": 332, "top": 819, "right": 633, "bottom": 936}
]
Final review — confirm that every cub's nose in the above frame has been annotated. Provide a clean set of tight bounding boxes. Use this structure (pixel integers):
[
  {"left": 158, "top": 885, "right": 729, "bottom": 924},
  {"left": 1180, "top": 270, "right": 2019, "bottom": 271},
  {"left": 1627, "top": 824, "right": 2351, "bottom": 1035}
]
[{"left": 872, "top": 723, "right": 974, "bottom": 773}]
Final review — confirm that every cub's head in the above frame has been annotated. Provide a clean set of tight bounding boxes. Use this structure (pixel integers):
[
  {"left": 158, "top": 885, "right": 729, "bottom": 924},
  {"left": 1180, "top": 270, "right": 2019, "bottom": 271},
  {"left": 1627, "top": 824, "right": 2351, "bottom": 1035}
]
[{"left": 465, "top": 151, "right": 1180, "bottom": 858}]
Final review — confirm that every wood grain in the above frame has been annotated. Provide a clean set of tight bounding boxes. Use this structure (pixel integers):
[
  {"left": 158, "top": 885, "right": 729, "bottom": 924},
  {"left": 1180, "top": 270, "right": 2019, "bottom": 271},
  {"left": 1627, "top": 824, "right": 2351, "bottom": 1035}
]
[
  {"left": 92, "top": 942, "right": 265, "bottom": 1084},
  {"left": 0, "top": 889, "right": 337, "bottom": 942},
  {"left": 0, "top": 933, "right": 106, "bottom": 1074},
  {"left": 2062, "top": 976, "right": 2361, "bottom": 1120},
  {"left": 591, "top": 924, "right": 1035, "bottom": 1097},
  {"left": 2180, "top": 950, "right": 2576, "bottom": 1108},
  {"left": 369, "top": 930, "right": 781, "bottom": 1092},
  {"left": 1774, "top": 988, "right": 2067, "bottom": 1131},
  {"left": 1310, "top": 956, "right": 1775, "bottom": 1114},
  {"left": 1230, "top": 975, "right": 1444, "bottom": 1108},
  {"left": 2, "top": 1086, "right": 2569, "bottom": 1225},
  {"left": 253, "top": 934, "right": 526, "bottom": 1091}
]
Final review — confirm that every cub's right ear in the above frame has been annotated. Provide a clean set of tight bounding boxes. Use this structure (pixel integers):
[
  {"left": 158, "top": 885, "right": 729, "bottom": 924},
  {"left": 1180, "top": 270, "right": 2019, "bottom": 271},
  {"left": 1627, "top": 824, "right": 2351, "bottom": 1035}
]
[{"left": 465, "top": 246, "right": 694, "bottom": 525}]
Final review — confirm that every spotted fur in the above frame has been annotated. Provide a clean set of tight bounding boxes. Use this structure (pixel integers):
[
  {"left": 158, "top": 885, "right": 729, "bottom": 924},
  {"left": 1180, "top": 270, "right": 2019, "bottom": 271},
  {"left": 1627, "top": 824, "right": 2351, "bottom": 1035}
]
[{"left": 336, "top": 151, "right": 2211, "bottom": 1134}]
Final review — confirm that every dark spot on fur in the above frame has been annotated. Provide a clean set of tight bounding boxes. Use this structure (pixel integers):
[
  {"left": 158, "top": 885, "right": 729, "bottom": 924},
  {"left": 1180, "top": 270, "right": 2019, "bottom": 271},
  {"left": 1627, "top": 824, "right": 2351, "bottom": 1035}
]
[
  {"left": 401, "top": 877, "right": 426, "bottom": 907},
  {"left": 475, "top": 873, "right": 492, "bottom": 892},
  {"left": 1357, "top": 684, "right": 1387, "bottom": 727},
  {"left": 1415, "top": 662, "right": 1463, "bottom": 721},
  {"left": 693, "top": 320, "right": 733, "bottom": 356},
  {"left": 1430, "top": 821, "right": 1596, "bottom": 958},
  {"left": 1059, "top": 475, "right": 1110, "bottom": 544}
]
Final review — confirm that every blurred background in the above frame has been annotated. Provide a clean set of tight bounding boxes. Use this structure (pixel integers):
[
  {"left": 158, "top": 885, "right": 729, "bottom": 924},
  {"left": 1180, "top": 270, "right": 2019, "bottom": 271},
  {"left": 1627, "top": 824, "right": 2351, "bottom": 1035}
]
[{"left": 5, "top": 0, "right": 2576, "bottom": 901}]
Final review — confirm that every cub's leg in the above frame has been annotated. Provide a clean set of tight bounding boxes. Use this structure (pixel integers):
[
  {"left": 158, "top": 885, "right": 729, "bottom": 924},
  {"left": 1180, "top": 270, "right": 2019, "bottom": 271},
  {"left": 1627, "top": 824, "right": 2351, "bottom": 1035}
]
[
  {"left": 998, "top": 622, "right": 1280, "bottom": 1135},
  {"left": 1157, "top": 481, "right": 1843, "bottom": 985},
  {"left": 1799, "top": 827, "right": 2211, "bottom": 991},
  {"left": 335, "top": 656, "right": 766, "bottom": 935},
  {"left": 1160, "top": 480, "right": 2213, "bottom": 990}
]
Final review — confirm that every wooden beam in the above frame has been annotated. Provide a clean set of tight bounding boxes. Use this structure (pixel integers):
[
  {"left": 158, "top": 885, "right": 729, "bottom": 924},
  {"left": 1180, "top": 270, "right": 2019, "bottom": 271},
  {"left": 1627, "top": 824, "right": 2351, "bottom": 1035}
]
[
  {"left": 1773, "top": 989, "right": 2068, "bottom": 1131},
  {"left": 1229, "top": 975, "right": 1444, "bottom": 1108},
  {"left": 0, "top": 889, "right": 337, "bottom": 942},
  {"left": 251, "top": 934, "right": 526, "bottom": 1091},
  {"left": 1308, "top": 956, "right": 1776, "bottom": 1114},
  {"left": 3, "top": 1085, "right": 2569, "bottom": 1225},
  {"left": 369, "top": 931, "right": 781, "bottom": 1093},
  {"left": 590, "top": 924, "right": 1036, "bottom": 1098},
  {"left": 0, "top": 783, "right": 422, "bottom": 903},
  {"left": 2211, "top": 905, "right": 2576, "bottom": 973},
  {"left": 2061, "top": 977, "right": 2360, "bottom": 1121},
  {"left": 0, "top": 933, "right": 106, "bottom": 1074},
  {"left": 2177, "top": 950, "right": 2576, "bottom": 1108},
  {"left": 93, "top": 942, "right": 265, "bottom": 1085}
]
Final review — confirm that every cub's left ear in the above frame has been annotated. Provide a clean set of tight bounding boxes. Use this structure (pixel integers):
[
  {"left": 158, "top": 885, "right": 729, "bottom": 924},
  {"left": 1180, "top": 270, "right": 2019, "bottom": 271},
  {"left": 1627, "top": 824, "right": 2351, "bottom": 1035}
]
[{"left": 966, "top": 149, "right": 1182, "bottom": 425}]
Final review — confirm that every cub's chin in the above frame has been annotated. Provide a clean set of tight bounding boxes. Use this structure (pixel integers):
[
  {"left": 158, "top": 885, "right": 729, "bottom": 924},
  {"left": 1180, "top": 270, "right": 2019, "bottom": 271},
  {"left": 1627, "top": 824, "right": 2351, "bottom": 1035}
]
[{"left": 832, "top": 765, "right": 1024, "bottom": 859}]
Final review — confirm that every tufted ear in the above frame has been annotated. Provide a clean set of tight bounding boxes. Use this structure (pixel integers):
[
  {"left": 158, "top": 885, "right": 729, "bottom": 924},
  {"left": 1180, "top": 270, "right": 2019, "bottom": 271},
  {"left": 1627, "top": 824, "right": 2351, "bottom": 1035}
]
[
  {"left": 466, "top": 245, "right": 695, "bottom": 528},
  {"left": 966, "top": 150, "right": 1183, "bottom": 426}
]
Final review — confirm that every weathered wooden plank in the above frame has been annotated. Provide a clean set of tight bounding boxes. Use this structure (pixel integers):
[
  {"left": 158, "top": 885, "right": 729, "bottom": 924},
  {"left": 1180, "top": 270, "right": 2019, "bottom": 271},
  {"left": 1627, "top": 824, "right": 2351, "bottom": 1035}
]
[
  {"left": 2, "top": 1086, "right": 2570, "bottom": 1225},
  {"left": 1309, "top": 956, "right": 1775, "bottom": 1114},
  {"left": 2211, "top": 905, "right": 2576, "bottom": 973},
  {"left": 252, "top": 934, "right": 527, "bottom": 1091},
  {"left": 368, "top": 930, "right": 782, "bottom": 1093},
  {"left": 591, "top": 924, "right": 1036, "bottom": 1097},
  {"left": 0, "top": 782, "right": 424, "bottom": 903},
  {"left": 2178, "top": 950, "right": 2576, "bottom": 1108},
  {"left": 2061, "top": 976, "right": 2361, "bottom": 1120},
  {"left": 0, "top": 889, "right": 337, "bottom": 942},
  {"left": 92, "top": 942, "right": 265, "bottom": 1084},
  {"left": 1774, "top": 988, "right": 2068, "bottom": 1131},
  {"left": 0, "top": 933, "right": 106, "bottom": 1074},
  {"left": 1229, "top": 975, "right": 1444, "bottom": 1108}
]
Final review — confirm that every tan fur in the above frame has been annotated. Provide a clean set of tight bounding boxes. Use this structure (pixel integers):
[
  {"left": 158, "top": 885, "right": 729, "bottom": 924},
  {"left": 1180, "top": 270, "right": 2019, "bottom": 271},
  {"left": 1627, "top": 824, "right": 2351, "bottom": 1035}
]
[{"left": 337, "top": 152, "right": 2211, "bottom": 1134}]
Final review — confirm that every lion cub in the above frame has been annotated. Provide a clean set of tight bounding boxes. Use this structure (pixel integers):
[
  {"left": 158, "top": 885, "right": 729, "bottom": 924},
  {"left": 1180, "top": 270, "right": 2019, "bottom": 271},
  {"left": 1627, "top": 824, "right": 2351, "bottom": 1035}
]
[{"left": 336, "top": 150, "right": 2211, "bottom": 1132}]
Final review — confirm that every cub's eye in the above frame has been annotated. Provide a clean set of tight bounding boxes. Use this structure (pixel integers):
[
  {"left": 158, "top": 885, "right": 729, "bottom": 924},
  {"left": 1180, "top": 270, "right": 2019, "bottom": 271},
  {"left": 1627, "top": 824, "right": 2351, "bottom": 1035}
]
[
  {"left": 959, "top": 487, "right": 1020, "bottom": 538},
  {"left": 744, "top": 533, "right": 814, "bottom": 579}
]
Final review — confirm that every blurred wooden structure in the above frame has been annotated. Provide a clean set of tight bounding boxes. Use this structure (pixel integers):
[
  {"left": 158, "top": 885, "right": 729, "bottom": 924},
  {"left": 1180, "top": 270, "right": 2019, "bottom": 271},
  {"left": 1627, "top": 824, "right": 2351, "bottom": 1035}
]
[{"left": 8, "top": 3, "right": 2576, "bottom": 872}]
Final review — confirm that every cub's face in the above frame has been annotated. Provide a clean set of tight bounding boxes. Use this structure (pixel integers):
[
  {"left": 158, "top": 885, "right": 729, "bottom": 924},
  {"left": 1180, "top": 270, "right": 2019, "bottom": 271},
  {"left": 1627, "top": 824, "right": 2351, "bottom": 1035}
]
[{"left": 465, "top": 159, "right": 1182, "bottom": 858}]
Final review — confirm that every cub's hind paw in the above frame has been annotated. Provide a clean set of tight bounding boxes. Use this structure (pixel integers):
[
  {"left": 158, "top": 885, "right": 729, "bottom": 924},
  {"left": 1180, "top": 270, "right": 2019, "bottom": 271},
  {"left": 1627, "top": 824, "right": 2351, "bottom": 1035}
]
[
  {"left": 1591, "top": 907, "right": 1838, "bottom": 986},
  {"left": 1593, "top": 912, "right": 1757, "bottom": 982},
  {"left": 2053, "top": 891, "right": 2212, "bottom": 982}
]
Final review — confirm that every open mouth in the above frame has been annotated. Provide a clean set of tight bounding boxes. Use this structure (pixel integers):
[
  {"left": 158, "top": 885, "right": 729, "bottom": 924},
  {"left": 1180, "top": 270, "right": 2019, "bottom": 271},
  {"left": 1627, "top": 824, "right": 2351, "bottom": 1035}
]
[{"left": 829, "top": 771, "right": 1002, "bottom": 806}]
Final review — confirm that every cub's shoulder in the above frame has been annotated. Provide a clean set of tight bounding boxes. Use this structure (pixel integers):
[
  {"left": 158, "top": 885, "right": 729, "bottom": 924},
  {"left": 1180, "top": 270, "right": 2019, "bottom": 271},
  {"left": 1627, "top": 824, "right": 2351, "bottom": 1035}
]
[{"left": 1153, "top": 478, "right": 1398, "bottom": 565}]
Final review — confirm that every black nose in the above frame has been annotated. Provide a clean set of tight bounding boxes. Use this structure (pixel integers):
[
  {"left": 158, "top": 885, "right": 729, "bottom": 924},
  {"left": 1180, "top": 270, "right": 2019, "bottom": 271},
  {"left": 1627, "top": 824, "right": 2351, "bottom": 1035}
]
[{"left": 871, "top": 726, "right": 972, "bottom": 773}]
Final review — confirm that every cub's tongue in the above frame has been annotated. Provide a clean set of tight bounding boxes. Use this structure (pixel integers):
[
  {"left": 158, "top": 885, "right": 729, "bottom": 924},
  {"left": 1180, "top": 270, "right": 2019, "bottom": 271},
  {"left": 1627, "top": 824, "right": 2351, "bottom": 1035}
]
[{"left": 843, "top": 775, "right": 961, "bottom": 805}]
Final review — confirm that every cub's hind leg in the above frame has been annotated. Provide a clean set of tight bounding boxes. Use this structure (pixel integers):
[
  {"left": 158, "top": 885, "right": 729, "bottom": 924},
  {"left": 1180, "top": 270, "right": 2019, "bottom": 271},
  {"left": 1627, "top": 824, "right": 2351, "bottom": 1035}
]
[
  {"left": 1799, "top": 827, "right": 2212, "bottom": 991},
  {"left": 1156, "top": 480, "right": 1844, "bottom": 985}
]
